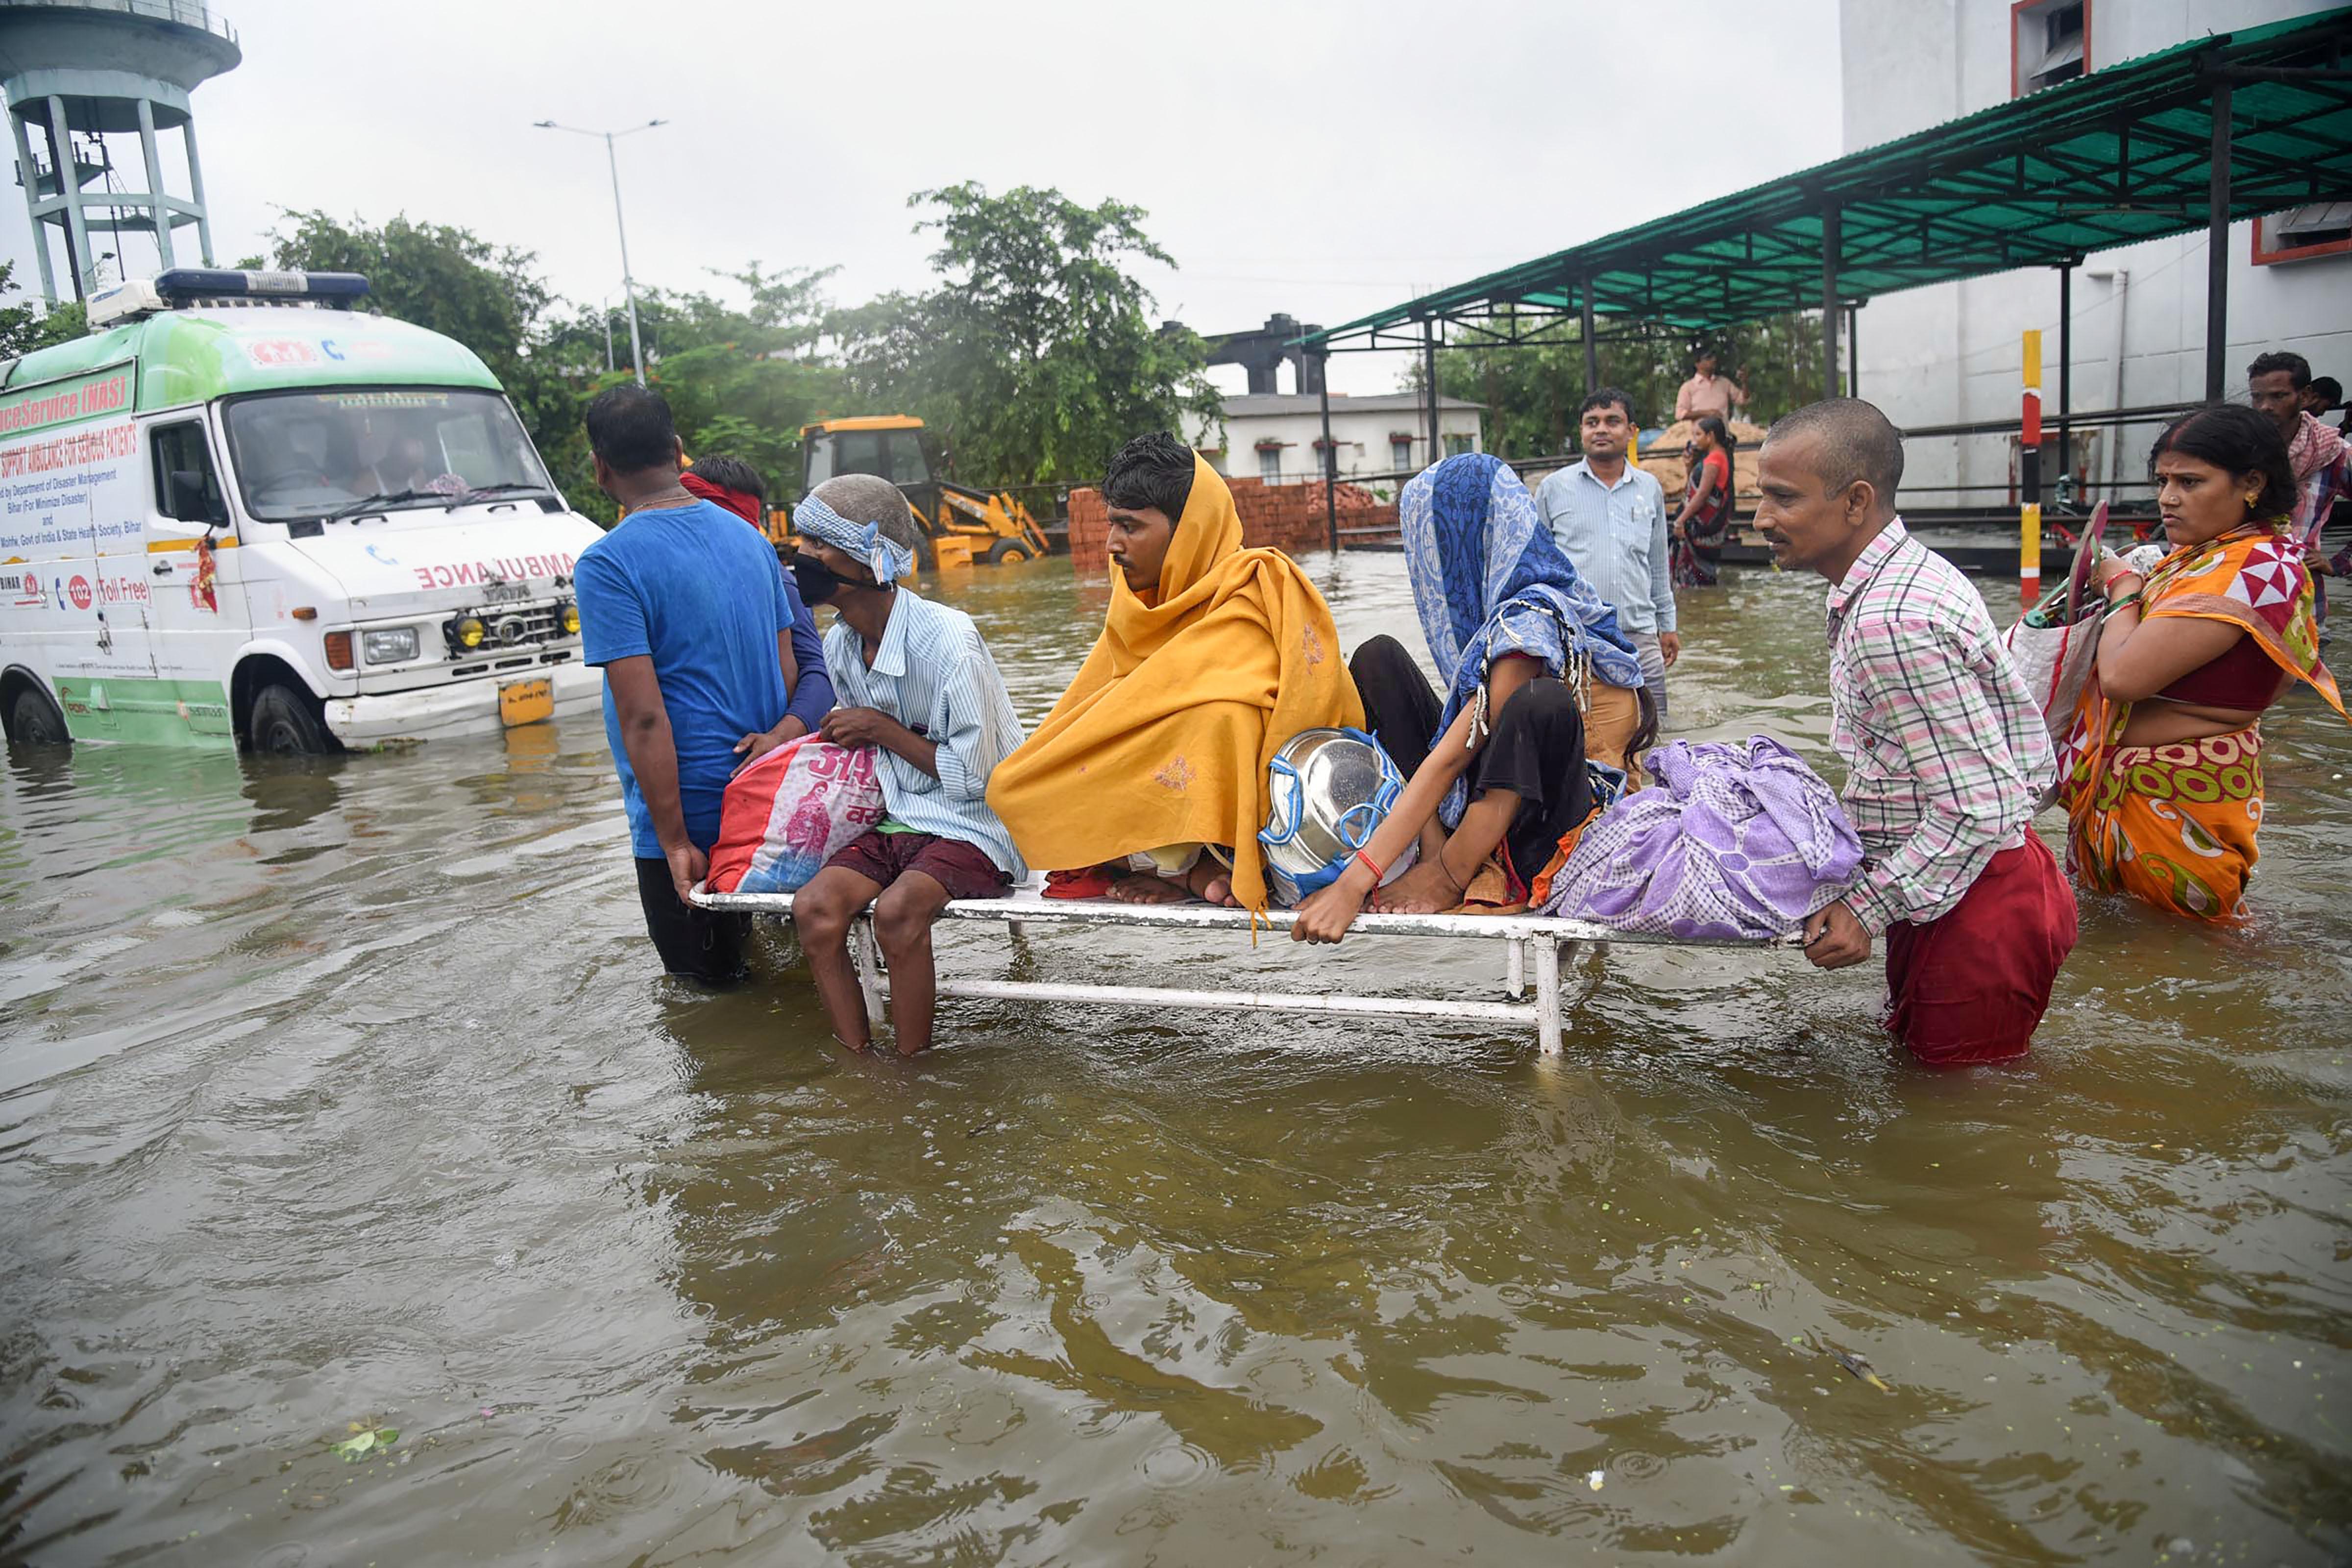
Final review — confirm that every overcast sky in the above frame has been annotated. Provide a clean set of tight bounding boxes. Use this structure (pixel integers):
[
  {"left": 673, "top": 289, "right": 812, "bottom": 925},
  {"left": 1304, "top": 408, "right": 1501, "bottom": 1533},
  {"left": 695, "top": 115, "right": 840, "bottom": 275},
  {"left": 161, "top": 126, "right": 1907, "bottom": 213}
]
[{"left": 2, "top": 0, "right": 1842, "bottom": 397}]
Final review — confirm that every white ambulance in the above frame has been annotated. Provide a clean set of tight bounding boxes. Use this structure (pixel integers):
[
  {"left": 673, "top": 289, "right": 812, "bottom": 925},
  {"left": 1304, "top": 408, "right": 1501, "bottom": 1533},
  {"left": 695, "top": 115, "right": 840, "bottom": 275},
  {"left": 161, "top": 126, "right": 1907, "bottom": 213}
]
[{"left": 0, "top": 268, "right": 605, "bottom": 752}]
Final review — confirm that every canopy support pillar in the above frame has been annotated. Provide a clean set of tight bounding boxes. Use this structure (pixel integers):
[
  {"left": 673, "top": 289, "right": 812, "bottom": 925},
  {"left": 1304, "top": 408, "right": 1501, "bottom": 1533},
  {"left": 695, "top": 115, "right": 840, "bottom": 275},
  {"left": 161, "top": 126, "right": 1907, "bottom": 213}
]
[
  {"left": 1319, "top": 363, "right": 1337, "bottom": 552},
  {"left": 1580, "top": 280, "right": 1597, "bottom": 398},
  {"left": 2205, "top": 75, "right": 2233, "bottom": 403},
  {"left": 1820, "top": 206, "right": 1840, "bottom": 400},
  {"left": 1846, "top": 303, "right": 1859, "bottom": 400},
  {"left": 2057, "top": 262, "right": 2074, "bottom": 497},
  {"left": 1422, "top": 318, "right": 1439, "bottom": 469}
]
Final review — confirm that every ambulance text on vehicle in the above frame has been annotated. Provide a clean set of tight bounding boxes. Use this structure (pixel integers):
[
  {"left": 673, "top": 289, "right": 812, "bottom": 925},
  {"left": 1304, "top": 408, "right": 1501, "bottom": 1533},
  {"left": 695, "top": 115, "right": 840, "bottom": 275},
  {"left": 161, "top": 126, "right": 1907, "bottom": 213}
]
[{"left": 0, "top": 269, "right": 606, "bottom": 752}]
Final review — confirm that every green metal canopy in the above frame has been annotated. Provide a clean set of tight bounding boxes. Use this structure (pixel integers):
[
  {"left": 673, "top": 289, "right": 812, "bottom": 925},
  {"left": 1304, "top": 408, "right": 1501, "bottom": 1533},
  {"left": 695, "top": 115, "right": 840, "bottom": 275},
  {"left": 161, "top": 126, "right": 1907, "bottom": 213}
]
[{"left": 1305, "top": 6, "right": 2352, "bottom": 379}]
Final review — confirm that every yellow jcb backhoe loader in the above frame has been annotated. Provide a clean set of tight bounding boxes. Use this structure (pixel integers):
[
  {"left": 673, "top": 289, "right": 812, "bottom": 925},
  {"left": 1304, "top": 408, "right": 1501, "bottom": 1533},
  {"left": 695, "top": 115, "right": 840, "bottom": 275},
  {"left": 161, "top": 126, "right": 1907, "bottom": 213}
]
[{"left": 766, "top": 416, "right": 1051, "bottom": 569}]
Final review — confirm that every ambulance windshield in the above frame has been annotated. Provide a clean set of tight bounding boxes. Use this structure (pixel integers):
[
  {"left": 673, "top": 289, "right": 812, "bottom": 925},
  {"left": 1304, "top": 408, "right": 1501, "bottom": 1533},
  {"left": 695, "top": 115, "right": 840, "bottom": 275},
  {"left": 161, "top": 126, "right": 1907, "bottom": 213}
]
[{"left": 222, "top": 389, "right": 553, "bottom": 521}]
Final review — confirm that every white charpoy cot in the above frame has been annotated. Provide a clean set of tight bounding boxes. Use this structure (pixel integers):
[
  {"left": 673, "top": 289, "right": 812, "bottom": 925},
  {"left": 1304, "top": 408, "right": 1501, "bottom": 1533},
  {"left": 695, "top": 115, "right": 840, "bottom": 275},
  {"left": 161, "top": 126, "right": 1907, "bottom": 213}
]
[{"left": 690, "top": 882, "right": 1794, "bottom": 1054}]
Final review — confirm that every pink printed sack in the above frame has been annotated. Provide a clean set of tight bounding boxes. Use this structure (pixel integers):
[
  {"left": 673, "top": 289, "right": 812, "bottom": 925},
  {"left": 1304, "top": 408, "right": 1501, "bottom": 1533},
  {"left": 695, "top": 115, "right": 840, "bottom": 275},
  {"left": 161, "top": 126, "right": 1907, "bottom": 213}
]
[{"left": 706, "top": 738, "right": 885, "bottom": 894}]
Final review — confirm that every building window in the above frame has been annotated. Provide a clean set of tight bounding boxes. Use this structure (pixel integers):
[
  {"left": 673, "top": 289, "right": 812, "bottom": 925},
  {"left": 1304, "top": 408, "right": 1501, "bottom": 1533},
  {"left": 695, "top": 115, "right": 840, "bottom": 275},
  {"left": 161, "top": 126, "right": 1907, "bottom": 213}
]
[
  {"left": 1443, "top": 433, "right": 1473, "bottom": 458},
  {"left": 1390, "top": 436, "right": 1414, "bottom": 472},
  {"left": 2254, "top": 199, "right": 2352, "bottom": 266},
  {"left": 2012, "top": 0, "right": 2087, "bottom": 97},
  {"left": 1257, "top": 446, "right": 1282, "bottom": 482}
]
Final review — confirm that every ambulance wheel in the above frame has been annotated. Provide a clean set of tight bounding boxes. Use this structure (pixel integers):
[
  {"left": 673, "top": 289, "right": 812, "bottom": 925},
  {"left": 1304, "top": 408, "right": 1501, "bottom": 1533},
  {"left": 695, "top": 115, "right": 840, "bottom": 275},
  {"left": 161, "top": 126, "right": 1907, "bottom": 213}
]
[
  {"left": 984, "top": 539, "right": 1033, "bottom": 565},
  {"left": 6, "top": 686, "right": 69, "bottom": 747},
  {"left": 248, "top": 682, "right": 334, "bottom": 756}
]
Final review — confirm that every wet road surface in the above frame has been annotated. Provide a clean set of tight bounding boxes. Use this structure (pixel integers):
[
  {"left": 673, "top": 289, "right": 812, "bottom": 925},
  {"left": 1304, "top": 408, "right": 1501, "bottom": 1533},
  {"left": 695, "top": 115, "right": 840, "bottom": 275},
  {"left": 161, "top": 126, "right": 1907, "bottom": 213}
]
[{"left": 3, "top": 553, "right": 2348, "bottom": 1565}]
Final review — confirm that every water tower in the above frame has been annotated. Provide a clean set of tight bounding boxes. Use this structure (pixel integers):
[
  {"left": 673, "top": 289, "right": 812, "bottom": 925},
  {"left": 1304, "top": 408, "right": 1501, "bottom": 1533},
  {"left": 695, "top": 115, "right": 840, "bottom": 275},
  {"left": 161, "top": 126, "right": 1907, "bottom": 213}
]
[{"left": 0, "top": 0, "right": 241, "bottom": 304}]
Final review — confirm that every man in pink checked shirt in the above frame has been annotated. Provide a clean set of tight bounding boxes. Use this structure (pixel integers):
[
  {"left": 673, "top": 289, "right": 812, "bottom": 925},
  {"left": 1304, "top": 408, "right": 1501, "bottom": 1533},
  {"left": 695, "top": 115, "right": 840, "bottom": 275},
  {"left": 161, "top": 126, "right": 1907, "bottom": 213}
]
[
  {"left": 1755, "top": 399, "right": 2078, "bottom": 1066},
  {"left": 2248, "top": 350, "right": 2351, "bottom": 625}
]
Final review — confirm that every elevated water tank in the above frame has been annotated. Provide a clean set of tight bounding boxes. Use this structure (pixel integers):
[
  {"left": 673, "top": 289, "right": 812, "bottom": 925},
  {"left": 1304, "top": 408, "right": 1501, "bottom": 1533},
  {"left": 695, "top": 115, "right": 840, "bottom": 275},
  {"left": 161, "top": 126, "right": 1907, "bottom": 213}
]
[{"left": 0, "top": 0, "right": 241, "bottom": 304}]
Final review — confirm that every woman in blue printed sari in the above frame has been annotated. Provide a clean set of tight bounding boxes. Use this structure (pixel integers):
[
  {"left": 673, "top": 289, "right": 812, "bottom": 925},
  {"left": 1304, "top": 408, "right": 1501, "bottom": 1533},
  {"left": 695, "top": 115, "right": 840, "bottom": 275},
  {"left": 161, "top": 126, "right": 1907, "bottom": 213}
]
[{"left": 1293, "top": 454, "right": 1648, "bottom": 941}]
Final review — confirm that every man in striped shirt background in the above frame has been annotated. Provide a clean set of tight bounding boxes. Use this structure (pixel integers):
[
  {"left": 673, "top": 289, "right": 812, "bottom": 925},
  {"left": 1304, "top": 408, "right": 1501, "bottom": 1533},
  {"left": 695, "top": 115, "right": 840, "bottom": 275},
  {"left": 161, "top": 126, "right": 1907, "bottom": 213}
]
[{"left": 1756, "top": 399, "right": 2078, "bottom": 1066}]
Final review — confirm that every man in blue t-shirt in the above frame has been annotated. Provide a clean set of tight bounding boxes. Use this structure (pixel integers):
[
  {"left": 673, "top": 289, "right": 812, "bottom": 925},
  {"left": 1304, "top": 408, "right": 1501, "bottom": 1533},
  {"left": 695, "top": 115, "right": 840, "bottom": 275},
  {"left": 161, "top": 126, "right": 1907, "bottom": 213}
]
[{"left": 574, "top": 386, "right": 834, "bottom": 983}]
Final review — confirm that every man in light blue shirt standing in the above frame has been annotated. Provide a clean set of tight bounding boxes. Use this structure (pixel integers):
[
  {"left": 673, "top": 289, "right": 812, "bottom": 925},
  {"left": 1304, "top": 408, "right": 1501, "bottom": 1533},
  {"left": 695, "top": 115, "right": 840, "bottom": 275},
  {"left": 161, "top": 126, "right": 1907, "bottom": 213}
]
[{"left": 1534, "top": 387, "right": 1681, "bottom": 721}]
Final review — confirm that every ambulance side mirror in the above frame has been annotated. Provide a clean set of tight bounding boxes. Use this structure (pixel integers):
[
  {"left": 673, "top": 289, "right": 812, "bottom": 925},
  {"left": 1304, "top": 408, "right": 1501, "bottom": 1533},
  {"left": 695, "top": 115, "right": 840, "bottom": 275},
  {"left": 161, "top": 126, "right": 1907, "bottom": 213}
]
[{"left": 170, "top": 469, "right": 227, "bottom": 527}]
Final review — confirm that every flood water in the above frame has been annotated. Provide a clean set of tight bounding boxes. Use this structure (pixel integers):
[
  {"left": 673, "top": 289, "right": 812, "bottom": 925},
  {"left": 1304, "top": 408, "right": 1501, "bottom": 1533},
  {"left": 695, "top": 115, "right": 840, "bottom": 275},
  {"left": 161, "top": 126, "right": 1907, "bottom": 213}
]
[{"left": 4, "top": 552, "right": 2349, "bottom": 1566}]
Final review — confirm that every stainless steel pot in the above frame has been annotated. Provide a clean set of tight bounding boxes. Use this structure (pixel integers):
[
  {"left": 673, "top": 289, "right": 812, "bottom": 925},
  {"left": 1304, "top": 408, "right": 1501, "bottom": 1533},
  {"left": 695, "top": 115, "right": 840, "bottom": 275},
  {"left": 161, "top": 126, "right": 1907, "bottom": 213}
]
[{"left": 1260, "top": 728, "right": 1406, "bottom": 880}]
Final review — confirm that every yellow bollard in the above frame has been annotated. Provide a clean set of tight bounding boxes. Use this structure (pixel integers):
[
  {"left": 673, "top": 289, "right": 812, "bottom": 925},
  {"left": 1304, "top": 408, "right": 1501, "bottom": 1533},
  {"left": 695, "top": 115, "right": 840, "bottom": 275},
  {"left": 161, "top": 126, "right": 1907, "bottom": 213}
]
[{"left": 2021, "top": 329, "right": 2043, "bottom": 611}]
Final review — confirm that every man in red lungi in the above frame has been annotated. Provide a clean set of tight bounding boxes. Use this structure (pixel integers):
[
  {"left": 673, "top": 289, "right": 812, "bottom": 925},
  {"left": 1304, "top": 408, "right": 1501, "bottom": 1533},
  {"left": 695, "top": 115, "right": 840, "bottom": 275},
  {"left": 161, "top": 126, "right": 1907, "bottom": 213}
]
[{"left": 1755, "top": 398, "right": 2078, "bottom": 1065}]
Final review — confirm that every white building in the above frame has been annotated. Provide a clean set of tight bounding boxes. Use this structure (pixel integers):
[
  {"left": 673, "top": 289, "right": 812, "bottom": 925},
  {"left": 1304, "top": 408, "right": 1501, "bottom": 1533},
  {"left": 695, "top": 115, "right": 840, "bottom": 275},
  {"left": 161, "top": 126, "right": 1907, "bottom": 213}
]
[
  {"left": 1839, "top": 0, "right": 2349, "bottom": 507},
  {"left": 1191, "top": 392, "right": 1483, "bottom": 486}
]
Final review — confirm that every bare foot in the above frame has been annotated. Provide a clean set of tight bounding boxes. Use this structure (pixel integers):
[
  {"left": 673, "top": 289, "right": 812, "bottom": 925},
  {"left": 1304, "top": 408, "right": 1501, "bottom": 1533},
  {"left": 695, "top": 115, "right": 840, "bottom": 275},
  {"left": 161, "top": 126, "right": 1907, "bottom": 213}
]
[
  {"left": 1108, "top": 873, "right": 1190, "bottom": 905},
  {"left": 1369, "top": 860, "right": 1460, "bottom": 915},
  {"left": 1181, "top": 858, "right": 1241, "bottom": 908}
]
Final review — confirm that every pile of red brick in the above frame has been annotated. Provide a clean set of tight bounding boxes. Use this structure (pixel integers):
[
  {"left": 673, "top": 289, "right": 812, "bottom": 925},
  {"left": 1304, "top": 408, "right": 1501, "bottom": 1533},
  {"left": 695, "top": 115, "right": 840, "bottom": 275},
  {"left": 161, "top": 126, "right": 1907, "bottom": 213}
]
[{"left": 1065, "top": 479, "right": 1400, "bottom": 572}]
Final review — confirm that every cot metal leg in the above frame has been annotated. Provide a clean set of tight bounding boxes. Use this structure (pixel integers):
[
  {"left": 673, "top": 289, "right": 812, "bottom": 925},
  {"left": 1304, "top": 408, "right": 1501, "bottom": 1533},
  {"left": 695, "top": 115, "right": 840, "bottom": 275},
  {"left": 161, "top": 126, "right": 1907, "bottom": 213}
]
[
  {"left": 854, "top": 916, "right": 887, "bottom": 1023},
  {"left": 1533, "top": 935, "right": 1562, "bottom": 1055},
  {"left": 1006, "top": 919, "right": 1027, "bottom": 941},
  {"left": 1505, "top": 939, "right": 1527, "bottom": 1000}
]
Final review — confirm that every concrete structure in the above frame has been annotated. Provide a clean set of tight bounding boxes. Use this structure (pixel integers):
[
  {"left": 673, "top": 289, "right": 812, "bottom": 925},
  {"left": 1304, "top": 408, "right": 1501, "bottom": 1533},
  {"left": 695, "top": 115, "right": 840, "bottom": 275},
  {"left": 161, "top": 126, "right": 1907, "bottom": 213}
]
[
  {"left": 0, "top": 0, "right": 240, "bottom": 304},
  {"left": 1198, "top": 312, "right": 1326, "bottom": 395},
  {"left": 1190, "top": 391, "right": 1484, "bottom": 487},
  {"left": 1838, "top": 0, "right": 2350, "bottom": 510}
]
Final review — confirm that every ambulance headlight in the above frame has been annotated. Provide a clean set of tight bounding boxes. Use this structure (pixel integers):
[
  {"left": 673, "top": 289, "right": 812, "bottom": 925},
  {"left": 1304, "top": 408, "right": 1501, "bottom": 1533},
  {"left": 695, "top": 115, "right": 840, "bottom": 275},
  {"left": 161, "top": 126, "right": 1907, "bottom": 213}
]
[
  {"left": 443, "top": 615, "right": 486, "bottom": 651},
  {"left": 362, "top": 627, "right": 418, "bottom": 664},
  {"left": 558, "top": 600, "right": 580, "bottom": 636}
]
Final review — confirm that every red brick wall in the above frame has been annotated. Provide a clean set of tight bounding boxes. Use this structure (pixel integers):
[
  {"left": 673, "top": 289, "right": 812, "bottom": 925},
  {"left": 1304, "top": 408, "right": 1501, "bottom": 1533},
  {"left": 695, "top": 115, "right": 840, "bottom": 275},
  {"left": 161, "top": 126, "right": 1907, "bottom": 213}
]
[
  {"left": 1064, "top": 479, "right": 1397, "bottom": 572},
  {"left": 1067, "top": 487, "right": 1109, "bottom": 571}
]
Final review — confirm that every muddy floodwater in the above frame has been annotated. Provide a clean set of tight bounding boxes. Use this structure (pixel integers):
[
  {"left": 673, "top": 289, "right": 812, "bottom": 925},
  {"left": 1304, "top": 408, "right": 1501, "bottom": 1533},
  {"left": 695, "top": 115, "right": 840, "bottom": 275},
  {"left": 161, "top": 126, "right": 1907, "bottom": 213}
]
[{"left": 3, "top": 552, "right": 2349, "bottom": 1566}]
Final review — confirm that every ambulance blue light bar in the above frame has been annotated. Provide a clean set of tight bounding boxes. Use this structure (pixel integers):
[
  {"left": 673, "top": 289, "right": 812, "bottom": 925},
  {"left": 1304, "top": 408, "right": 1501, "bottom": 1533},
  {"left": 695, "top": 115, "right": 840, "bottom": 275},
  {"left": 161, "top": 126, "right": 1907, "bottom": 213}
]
[{"left": 152, "top": 269, "right": 372, "bottom": 303}]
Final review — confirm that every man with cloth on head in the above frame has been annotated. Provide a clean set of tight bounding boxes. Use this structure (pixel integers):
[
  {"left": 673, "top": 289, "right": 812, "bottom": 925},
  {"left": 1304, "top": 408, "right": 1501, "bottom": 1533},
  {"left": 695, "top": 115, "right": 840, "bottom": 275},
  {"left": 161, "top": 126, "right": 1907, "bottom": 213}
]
[
  {"left": 786, "top": 475, "right": 1027, "bottom": 1056},
  {"left": 986, "top": 432, "right": 1364, "bottom": 914},
  {"left": 1756, "top": 397, "right": 2077, "bottom": 1067}
]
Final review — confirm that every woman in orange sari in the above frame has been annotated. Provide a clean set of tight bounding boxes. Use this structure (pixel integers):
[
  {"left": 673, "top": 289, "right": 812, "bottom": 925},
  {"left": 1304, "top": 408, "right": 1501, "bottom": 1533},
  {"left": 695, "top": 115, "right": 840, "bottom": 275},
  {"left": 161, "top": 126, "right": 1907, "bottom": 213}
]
[{"left": 2064, "top": 404, "right": 2348, "bottom": 920}]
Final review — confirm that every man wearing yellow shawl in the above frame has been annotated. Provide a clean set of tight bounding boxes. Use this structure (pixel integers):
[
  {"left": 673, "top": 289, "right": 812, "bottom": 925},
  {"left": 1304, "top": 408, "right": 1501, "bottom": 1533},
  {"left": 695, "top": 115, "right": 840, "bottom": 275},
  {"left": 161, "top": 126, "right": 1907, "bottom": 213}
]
[
  {"left": 987, "top": 433, "right": 1364, "bottom": 914},
  {"left": 2065, "top": 404, "right": 2348, "bottom": 920}
]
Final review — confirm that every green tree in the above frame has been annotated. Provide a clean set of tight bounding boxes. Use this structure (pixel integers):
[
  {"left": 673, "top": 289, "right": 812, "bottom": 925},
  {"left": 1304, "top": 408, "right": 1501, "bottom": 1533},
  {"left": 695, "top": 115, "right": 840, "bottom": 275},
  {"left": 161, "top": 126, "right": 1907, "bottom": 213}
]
[
  {"left": 0, "top": 261, "right": 89, "bottom": 358},
  {"left": 831, "top": 183, "right": 1221, "bottom": 488},
  {"left": 541, "top": 264, "right": 845, "bottom": 497},
  {"left": 1421, "top": 308, "right": 1830, "bottom": 458},
  {"left": 265, "top": 211, "right": 594, "bottom": 507}
]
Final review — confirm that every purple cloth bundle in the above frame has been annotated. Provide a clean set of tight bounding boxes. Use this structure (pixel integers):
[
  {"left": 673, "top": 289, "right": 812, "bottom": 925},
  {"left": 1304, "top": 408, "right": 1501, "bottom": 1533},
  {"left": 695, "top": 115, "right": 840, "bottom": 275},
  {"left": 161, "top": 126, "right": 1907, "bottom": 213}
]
[{"left": 1539, "top": 736, "right": 1862, "bottom": 938}]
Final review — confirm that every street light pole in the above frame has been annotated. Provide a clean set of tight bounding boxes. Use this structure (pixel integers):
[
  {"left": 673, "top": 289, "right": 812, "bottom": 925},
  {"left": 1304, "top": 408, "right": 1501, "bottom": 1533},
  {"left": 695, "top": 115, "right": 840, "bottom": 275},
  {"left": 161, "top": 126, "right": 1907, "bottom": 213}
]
[
  {"left": 534, "top": 118, "right": 668, "bottom": 387},
  {"left": 601, "top": 130, "right": 647, "bottom": 387}
]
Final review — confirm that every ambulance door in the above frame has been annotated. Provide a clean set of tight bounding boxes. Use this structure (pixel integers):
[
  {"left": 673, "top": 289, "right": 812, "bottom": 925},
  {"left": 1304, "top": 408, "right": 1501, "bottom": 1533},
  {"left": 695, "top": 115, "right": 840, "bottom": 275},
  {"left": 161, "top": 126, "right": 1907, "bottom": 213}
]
[{"left": 136, "top": 417, "right": 242, "bottom": 741}]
